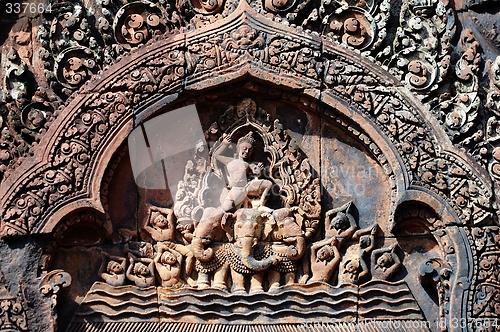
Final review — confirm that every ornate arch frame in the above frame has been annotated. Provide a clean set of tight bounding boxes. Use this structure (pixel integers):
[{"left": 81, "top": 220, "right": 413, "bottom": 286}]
[{"left": 0, "top": 1, "right": 495, "bottom": 330}]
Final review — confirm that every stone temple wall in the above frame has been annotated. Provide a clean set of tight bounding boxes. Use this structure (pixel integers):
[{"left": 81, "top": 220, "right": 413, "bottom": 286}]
[{"left": 0, "top": 0, "right": 499, "bottom": 331}]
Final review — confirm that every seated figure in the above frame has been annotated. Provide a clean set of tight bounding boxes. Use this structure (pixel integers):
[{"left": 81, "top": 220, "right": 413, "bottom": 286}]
[{"left": 213, "top": 131, "right": 273, "bottom": 211}]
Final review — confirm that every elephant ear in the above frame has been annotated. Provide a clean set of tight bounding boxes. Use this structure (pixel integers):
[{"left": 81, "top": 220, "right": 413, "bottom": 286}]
[
  {"left": 221, "top": 212, "right": 235, "bottom": 242},
  {"left": 262, "top": 213, "right": 276, "bottom": 241},
  {"left": 291, "top": 206, "right": 304, "bottom": 229}
]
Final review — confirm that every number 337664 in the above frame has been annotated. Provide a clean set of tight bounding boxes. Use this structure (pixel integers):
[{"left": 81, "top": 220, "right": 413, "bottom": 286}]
[{"left": 5, "top": 2, "right": 52, "bottom": 14}]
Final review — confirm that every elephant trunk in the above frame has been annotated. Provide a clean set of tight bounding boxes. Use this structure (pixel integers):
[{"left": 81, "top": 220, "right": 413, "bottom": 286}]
[
  {"left": 239, "top": 236, "right": 276, "bottom": 272},
  {"left": 286, "top": 236, "right": 306, "bottom": 261},
  {"left": 192, "top": 237, "right": 213, "bottom": 263}
]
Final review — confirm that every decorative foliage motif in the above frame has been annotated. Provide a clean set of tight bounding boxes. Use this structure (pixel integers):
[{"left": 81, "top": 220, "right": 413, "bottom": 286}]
[
  {"left": 485, "top": 56, "right": 500, "bottom": 185},
  {"left": 40, "top": 270, "right": 72, "bottom": 314},
  {"left": 420, "top": 258, "right": 452, "bottom": 328},
  {"left": 190, "top": 0, "right": 226, "bottom": 14},
  {"left": 468, "top": 227, "right": 500, "bottom": 330},
  {"left": 388, "top": 0, "right": 454, "bottom": 98},
  {"left": 432, "top": 29, "right": 481, "bottom": 147},
  {"left": 0, "top": 0, "right": 493, "bottom": 237},
  {"left": 322, "top": 50, "right": 492, "bottom": 225},
  {"left": 1, "top": 38, "right": 187, "bottom": 236},
  {"left": 113, "top": 1, "right": 166, "bottom": 48},
  {"left": 39, "top": 2, "right": 101, "bottom": 96},
  {"left": 54, "top": 47, "right": 99, "bottom": 90},
  {"left": 0, "top": 272, "right": 28, "bottom": 332}
]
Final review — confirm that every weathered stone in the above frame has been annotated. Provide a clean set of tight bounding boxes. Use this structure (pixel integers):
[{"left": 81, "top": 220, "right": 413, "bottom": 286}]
[{"left": 0, "top": 0, "right": 499, "bottom": 331}]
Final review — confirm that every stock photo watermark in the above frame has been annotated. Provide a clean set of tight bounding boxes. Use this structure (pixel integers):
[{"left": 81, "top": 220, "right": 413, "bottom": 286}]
[{"left": 305, "top": 318, "right": 499, "bottom": 330}]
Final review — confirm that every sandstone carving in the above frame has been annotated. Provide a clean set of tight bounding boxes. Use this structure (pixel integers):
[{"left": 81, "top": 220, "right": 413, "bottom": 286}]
[
  {"left": 0, "top": 0, "right": 499, "bottom": 331},
  {"left": 98, "top": 252, "right": 127, "bottom": 287}
]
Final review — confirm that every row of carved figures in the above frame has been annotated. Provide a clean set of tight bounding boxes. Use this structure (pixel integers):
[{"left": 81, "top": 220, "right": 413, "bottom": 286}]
[{"left": 99, "top": 205, "right": 401, "bottom": 293}]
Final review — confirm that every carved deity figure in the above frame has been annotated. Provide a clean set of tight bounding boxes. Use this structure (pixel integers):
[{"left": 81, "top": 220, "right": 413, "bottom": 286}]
[
  {"left": 371, "top": 244, "right": 401, "bottom": 280},
  {"left": 214, "top": 132, "right": 273, "bottom": 211},
  {"left": 126, "top": 253, "right": 155, "bottom": 287},
  {"left": 98, "top": 252, "right": 127, "bottom": 287},
  {"left": 154, "top": 242, "right": 185, "bottom": 288},
  {"left": 308, "top": 237, "right": 341, "bottom": 284}
]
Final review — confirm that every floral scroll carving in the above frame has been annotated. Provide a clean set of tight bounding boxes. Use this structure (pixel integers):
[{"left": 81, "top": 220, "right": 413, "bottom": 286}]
[
  {"left": 113, "top": 1, "right": 166, "bottom": 48},
  {"left": 322, "top": 49, "right": 493, "bottom": 225},
  {"left": 469, "top": 227, "right": 500, "bottom": 330},
  {"left": 0, "top": 2, "right": 492, "bottom": 240},
  {"left": 0, "top": 0, "right": 495, "bottom": 228},
  {"left": 190, "top": 0, "right": 226, "bottom": 14},
  {"left": 1, "top": 38, "right": 187, "bottom": 237},
  {"left": 0, "top": 272, "right": 29, "bottom": 332},
  {"left": 388, "top": 0, "right": 453, "bottom": 98},
  {"left": 54, "top": 47, "right": 99, "bottom": 91},
  {"left": 40, "top": 270, "right": 72, "bottom": 314},
  {"left": 325, "top": 7, "right": 382, "bottom": 52}
]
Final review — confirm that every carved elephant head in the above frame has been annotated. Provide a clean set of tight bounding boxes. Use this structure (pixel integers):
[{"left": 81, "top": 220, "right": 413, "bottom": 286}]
[
  {"left": 264, "top": 207, "right": 306, "bottom": 261},
  {"left": 191, "top": 207, "right": 232, "bottom": 262},
  {"left": 225, "top": 208, "right": 276, "bottom": 272}
]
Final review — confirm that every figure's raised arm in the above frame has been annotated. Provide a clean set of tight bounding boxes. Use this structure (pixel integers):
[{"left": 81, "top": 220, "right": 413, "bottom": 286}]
[
  {"left": 213, "top": 134, "right": 234, "bottom": 165},
  {"left": 327, "top": 243, "right": 341, "bottom": 269},
  {"left": 311, "top": 237, "right": 336, "bottom": 250},
  {"left": 358, "top": 256, "right": 370, "bottom": 280},
  {"left": 126, "top": 255, "right": 138, "bottom": 283}
]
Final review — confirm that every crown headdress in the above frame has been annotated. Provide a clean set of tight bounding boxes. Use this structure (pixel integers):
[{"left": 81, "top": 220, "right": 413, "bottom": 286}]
[{"left": 237, "top": 131, "right": 256, "bottom": 146}]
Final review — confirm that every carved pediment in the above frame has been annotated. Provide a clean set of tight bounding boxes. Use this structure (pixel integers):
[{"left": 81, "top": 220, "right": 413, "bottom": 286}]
[{"left": 1, "top": 0, "right": 500, "bottom": 331}]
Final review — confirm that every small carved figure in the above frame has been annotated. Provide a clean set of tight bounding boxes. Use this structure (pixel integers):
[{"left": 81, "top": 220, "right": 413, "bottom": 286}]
[
  {"left": 271, "top": 119, "right": 289, "bottom": 152},
  {"left": 126, "top": 253, "right": 155, "bottom": 287},
  {"left": 354, "top": 224, "right": 377, "bottom": 256},
  {"left": 213, "top": 132, "right": 273, "bottom": 211},
  {"left": 98, "top": 252, "right": 127, "bottom": 287},
  {"left": 154, "top": 242, "right": 185, "bottom": 288},
  {"left": 308, "top": 237, "right": 341, "bottom": 284},
  {"left": 338, "top": 255, "right": 369, "bottom": 285},
  {"left": 325, "top": 201, "right": 357, "bottom": 246},
  {"left": 143, "top": 205, "right": 175, "bottom": 243},
  {"left": 165, "top": 241, "right": 196, "bottom": 286},
  {"left": 371, "top": 244, "right": 401, "bottom": 281},
  {"left": 336, "top": 224, "right": 378, "bottom": 285},
  {"left": 183, "top": 160, "right": 199, "bottom": 192}
]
